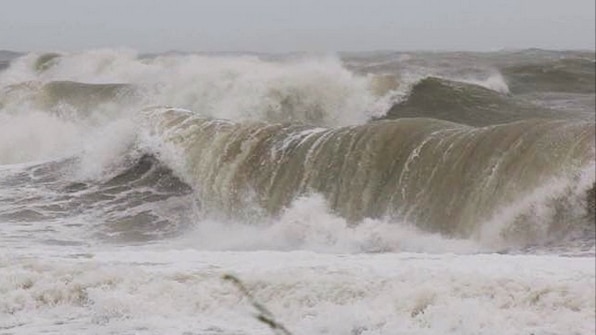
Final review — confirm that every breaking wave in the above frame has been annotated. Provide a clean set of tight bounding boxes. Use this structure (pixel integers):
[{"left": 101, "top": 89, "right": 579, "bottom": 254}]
[
  {"left": 0, "top": 50, "right": 396, "bottom": 126},
  {"left": 0, "top": 49, "right": 594, "bottom": 253},
  {"left": 142, "top": 107, "right": 595, "bottom": 248}
]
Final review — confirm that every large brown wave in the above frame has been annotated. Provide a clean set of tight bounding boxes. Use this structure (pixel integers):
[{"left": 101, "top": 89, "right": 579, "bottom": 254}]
[{"left": 145, "top": 108, "right": 595, "bottom": 243}]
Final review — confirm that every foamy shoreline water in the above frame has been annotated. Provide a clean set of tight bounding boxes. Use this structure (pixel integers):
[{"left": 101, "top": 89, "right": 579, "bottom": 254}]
[{"left": 2, "top": 246, "right": 594, "bottom": 335}]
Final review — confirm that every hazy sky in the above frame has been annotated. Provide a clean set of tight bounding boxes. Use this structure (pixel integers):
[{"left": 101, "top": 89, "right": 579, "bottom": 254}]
[{"left": 1, "top": 0, "right": 594, "bottom": 52}]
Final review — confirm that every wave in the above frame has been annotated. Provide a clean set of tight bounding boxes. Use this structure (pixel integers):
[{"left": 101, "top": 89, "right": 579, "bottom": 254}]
[
  {"left": 0, "top": 50, "right": 395, "bottom": 126},
  {"left": 0, "top": 81, "right": 140, "bottom": 124},
  {"left": 37, "top": 81, "right": 138, "bottom": 112},
  {"left": 381, "top": 77, "right": 569, "bottom": 126},
  {"left": 344, "top": 49, "right": 594, "bottom": 95},
  {"left": 3, "top": 50, "right": 593, "bottom": 128},
  {"left": 143, "top": 107, "right": 595, "bottom": 246},
  {"left": 1, "top": 49, "right": 594, "bottom": 251},
  {"left": 5, "top": 104, "right": 591, "bottom": 249},
  {"left": 501, "top": 57, "right": 596, "bottom": 94},
  {"left": 0, "top": 153, "right": 195, "bottom": 243},
  {"left": 34, "top": 52, "right": 61, "bottom": 72},
  {"left": 1, "top": 74, "right": 587, "bottom": 133}
]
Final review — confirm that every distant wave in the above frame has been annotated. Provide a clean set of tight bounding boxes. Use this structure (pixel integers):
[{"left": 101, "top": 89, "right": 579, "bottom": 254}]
[
  {"left": 381, "top": 77, "right": 573, "bottom": 126},
  {"left": 502, "top": 57, "right": 595, "bottom": 94}
]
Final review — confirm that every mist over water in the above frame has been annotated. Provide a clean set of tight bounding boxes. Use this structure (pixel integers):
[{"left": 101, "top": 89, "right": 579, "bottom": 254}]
[{"left": 0, "top": 49, "right": 594, "bottom": 334}]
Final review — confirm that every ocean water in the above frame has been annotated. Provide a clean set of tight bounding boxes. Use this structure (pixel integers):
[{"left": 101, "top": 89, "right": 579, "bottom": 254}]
[{"left": 0, "top": 49, "right": 594, "bottom": 335}]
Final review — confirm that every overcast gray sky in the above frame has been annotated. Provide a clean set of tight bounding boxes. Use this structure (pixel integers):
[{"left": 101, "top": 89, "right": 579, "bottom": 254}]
[{"left": 1, "top": 0, "right": 594, "bottom": 52}]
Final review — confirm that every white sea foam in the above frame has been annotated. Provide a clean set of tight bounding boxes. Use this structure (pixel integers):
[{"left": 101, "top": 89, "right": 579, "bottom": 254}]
[
  {"left": 0, "top": 50, "right": 396, "bottom": 126},
  {"left": 478, "top": 163, "right": 596, "bottom": 249},
  {"left": 1, "top": 247, "right": 593, "bottom": 335},
  {"left": 464, "top": 72, "right": 510, "bottom": 94},
  {"left": 0, "top": 110, "right": 82, "bottom": 164},
  {"left": 74, "top": 117, "right": 139, "bottom": 180},
  {"left": 176, "top": 194, "right": 483, "bottom": 254}
]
